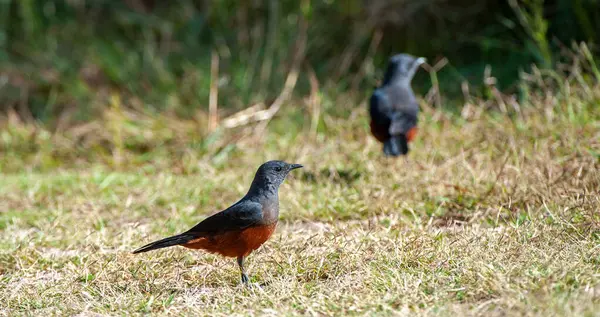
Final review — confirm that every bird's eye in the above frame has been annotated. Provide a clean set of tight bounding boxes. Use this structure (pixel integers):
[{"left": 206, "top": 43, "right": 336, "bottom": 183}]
[{"left": 275, "top": 167, "right": 283, "bottom": 172}]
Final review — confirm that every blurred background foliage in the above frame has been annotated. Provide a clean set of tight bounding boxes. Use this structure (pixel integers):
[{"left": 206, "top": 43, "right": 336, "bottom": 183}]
[{"left": 0, "top": 0, "right": 598, "bottom": 127}]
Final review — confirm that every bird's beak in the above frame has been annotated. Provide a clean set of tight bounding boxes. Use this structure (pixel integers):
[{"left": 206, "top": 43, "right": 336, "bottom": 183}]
[
  {"left": 289, "top": 164, "right": 303, "bottom": 170},
  {"left": 415, "top": 57, "right": 426, "bottom": 66}
]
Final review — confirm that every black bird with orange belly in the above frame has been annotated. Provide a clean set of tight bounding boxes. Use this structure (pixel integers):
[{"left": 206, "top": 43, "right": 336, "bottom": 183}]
[
  {"left": 370, "top": 53, "right": 425, "bottom": 156},
  {"left": 133, "top": 160, "right": 303, "bottom": 284}
]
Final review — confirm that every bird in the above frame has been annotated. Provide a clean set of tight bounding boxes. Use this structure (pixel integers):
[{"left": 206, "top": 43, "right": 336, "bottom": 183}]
[
  {"left": 369, "top": 53, "right": 426, "bottom": 156},
  {"left": 132, "top": 160, "right": 303, "bottom": 284}
]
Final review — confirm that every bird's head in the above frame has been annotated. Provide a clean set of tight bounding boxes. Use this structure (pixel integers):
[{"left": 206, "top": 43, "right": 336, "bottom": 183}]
[
  {"left": 252, "top": 160, "right": 303, "bottom": 190},
  {"left": 383, "top": 53, "right": 426, "bottom": 85}
]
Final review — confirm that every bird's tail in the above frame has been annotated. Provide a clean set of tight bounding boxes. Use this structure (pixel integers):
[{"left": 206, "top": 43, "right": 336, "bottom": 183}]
[
  {"left": 383, "top": 135, "right": 409, "bottom": 156},
  {"left": 132, "top": 234, "right": 194, "bottom": 254}
]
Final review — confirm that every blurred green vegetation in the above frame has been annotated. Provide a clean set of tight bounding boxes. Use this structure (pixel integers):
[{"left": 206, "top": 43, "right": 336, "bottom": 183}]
[{"left": 0, "top": 0, "right": 598, "bottom": 126}]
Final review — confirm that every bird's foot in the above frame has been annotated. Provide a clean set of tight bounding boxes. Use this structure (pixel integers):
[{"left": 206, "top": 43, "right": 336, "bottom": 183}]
[{"left": 241, "top": 273, "right": 249, "bottom": 285}]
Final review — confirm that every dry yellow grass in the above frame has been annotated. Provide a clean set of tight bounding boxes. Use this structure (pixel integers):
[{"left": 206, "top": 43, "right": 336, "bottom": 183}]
[{"left": 0, "top": 61, "right": 599, "bottom": 315}]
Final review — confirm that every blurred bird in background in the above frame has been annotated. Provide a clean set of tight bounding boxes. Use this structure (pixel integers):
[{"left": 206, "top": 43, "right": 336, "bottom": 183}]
[{"left": 369, "top": 54, "right": 426, "bottom": 156}]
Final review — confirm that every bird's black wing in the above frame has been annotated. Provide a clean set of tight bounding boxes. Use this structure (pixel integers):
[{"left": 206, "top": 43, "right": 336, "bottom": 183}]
[
  {"left": 185, "top": 200, "right": 263, "bottom": 236},
  {"left": 369, "top": 89, "right": 392, "bottom": 126},
  {"left": 389, "top": 109, "right": 418, "bottom": 136},
  {"left": 387, "top": 84, "right": 419, "bottom": 133},
  {"left": 386, "top": 96, "right": 419, "bottom": 156}
]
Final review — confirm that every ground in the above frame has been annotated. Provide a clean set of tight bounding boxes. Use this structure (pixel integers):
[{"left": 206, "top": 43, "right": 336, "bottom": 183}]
[{"left": 0, "top": 87, "right": 599, "bottom": 316}]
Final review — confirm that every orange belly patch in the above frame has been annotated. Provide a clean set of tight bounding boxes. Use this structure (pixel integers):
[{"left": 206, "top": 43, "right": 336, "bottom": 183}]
[
  {"left": 406, "top": 127, "right": 418, "bottom": 142},
  {"left": 371, "top": 121, "right": 418, "bottom": 143},
  {"left": 183, "top": 223, "right": 278, "bottom": 258}
]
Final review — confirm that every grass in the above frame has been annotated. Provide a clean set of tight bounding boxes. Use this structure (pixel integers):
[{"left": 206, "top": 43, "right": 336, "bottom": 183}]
[{"left": 1, "top": 54, "right": 600, "bottom": 315}]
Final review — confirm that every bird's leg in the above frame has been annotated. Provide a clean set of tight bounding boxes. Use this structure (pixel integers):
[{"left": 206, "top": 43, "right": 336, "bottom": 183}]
[{"left": 237, "top": 256, "right": 249, "bottom": 284}]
